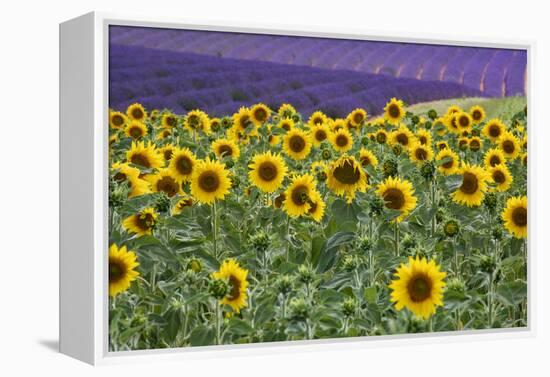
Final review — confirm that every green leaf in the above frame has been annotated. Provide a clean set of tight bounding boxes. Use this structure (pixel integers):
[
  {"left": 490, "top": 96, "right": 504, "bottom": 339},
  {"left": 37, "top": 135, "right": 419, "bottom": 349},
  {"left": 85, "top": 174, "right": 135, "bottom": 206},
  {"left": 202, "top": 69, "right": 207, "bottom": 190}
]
[
  {"left": 364, "top": 286, "right": 377, "bottom": 304},
  {"left": 497, "top": 281, "right": 527, "bottom": 306},
  {"left": 316, "top": 231, "right": 355, "bottom": 272},
  {"left": 189, "top": 325, "right": 215, "bottom": 346},
  {"left": 227, "top": 318, "right": 253, "bottom": 336},
  {"left": 163, "top": 308, "right": 181, "bottom": 342}
]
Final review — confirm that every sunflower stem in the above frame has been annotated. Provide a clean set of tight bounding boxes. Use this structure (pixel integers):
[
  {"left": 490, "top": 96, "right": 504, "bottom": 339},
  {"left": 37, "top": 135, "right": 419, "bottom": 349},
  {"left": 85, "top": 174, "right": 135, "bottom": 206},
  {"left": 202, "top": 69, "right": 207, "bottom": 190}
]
[
  {"left": 394, "top": 222, "right": 400, "bottom": 257},
  {"left": 215, "top": 303, "right": 222, "bottom": 345},
  {"left": 430, "top": 179, "right": 437, "bottom": 237},
  {"left": 212, "top": 201, "right": 219, "bottom": 261},
  {"left": 285, "top": 216, "right": 291, "bottom": 262}
]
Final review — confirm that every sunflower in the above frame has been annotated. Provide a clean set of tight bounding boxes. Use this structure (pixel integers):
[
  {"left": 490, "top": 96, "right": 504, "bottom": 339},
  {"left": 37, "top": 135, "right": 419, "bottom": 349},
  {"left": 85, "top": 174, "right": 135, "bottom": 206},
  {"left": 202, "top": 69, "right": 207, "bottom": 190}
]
[
  {"left": 435, "top": 149, "right": 459, "bottom": 175},
  {"left": 483, "top": 119, "right": 506, "bottom": 142},
  {"left": 307, "top": 190, "right": 326, "bottom": 223},
  {"left": 374, "top": 129, "right": 389, "bottom": 144},
  {"left": 521, "top": 152, "right": 527, "bottom": 167},
  {"left": 498, "top": 131, "right": 520, "bottom": 160},
  {"left": 455, "top": 111, "right": 473, "bottom": 132},
  {"left": 469, "top": 136, "right": 483, "bottom": 152},
  {"left": 111, "top": 162, "right": 150, "bottom": 198},
  {"left": 248, "top": 151, "right": 287, "bottom": 193},
  {"left": 146, "top": 169, "right": 182, "bottom": 197},
  {"left": 209, "top": 117, "right": 222, "bottom": 132},
  {"left": 169, "top": 148, "right": 197, "bottom": 182},
  {"left": 436, "top": 141, "right": 449, "bottom": 151},
  {"left": 185, "top": 109, "right": 211, "bottom": 135},
  {"left": 250, "top": 103, "right": 271, "bottom": 126},
  {"left": 267, "top": 132, "right": 281, "bottom": 147},
  {"left": 282, "top": 128, "right": 312, "bottom": 160},
  {"left": 390, "top": 126, "right": 416, "bottom": 149},
  {"left": 109, "top": 244, "right": 139, "bottom": 297},
  {"left": 359, "top": 148, "right": 379, "bottom": 168},
  {"left": 109, "top": 134, "right": 119, "bottom": 150},
  {"left": 376, "top": 176, "right": 417, "bottom": 222},
  {"left": 330, "top": 118, "right": 346, "bottom": 132},
  {"left": 384, "top": 97, "right": 405, "bottom": 125},
  {"left": 126, "top": 141, "right": 163, "bottom": 169},
  {"left": 212, "top": 259, "right": 249, "bottom": 313},
  {"left": 310, "top": 161, "right": 329, "bottom": 176},
  {"left": 326, "top": 155, "right": 369, "bottom": 203},
  {"left": 445, "top": 105, "right": 462, "bottom": 117},
  {"left": 470, "top": 105, "right": 486, "bottom": 124},
  {"left": 282, "top": 173, "right": 317, "bottom": 217},
  {"left": 277, "top": 118, "right": 295, "bottom": 133},
  {"left": 310, "top": 123, "right": 330, "bottom": 146},
  {"left": 161, "top": 113, "right": 178, "bottom": 128},
  {"left": 445, "top": 113, "right": 460, "bottom": 134},
  {"left": 488, "top": 164, "right": 513, "bottom": 192},
  {"left": 452, "top": 163, "right": 489, "bottom": 207},
  {"left": 126, "top": 103, "right": 147, "bottom": 122},
  {"left": 348, "top": 108, "right": 367, "bottom": 127},
  {"left": 159, "top": 144, "right": 175, "bottom": 164},
  {"left": 308, "top": 111, "right": 328, "bottom": 127},
  {"left": 211, "top": 138, "right": 240, "bottom": 160},
  {"left": 190, "top": 158, "right": 231, "bottom": 204},
  {"left": 433, "top": 117, "right": 448, "bottom": 136},
  {"left": 502, "top": 196, "right": 527, "bottom": 238},
  {"left": 172, "top": 195, "right": 194, "bottom": 215},
  {"left": 109, "top": 110, "right": 127, "bottom": 129},
  {"left": 124, "top": 121, "right": 148, "bottom": 140},
  {"left": 329, "top": 128, "right": 354, "bottom": 153},
  {"left": 416, "top": 129, "right": 432, "bottom": 146},
  {"left": 156, "top": 128, "right": 173, "bottom": 141},
  {"left": 409, "top": 142, "right": 434, "bottom": 164},
  {"left": 278, "top": 103, "right": 296, "bottom": 119},
  {"left": 458, "top": 137, "right": 469, "bottom": 150},
  {"left": 122, "top": 207, "right": 158, "bottom": 236},
  {"left": 389, "top": 256, "right": 446, "bottom": 319}
]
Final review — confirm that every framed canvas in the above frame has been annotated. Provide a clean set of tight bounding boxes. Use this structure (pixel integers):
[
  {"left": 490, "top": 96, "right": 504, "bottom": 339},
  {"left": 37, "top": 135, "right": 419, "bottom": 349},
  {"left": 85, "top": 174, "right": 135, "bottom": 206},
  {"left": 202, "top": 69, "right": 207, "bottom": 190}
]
[{"left": 59, "top": 12, "right": 533, "bottom": 365}]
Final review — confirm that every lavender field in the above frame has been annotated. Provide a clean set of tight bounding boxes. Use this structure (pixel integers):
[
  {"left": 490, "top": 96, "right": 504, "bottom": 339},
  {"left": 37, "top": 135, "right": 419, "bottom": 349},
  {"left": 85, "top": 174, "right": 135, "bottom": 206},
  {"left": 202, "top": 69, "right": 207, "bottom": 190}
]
[{"left": 109, "top": 26, "right": 526, "bottom": 117}]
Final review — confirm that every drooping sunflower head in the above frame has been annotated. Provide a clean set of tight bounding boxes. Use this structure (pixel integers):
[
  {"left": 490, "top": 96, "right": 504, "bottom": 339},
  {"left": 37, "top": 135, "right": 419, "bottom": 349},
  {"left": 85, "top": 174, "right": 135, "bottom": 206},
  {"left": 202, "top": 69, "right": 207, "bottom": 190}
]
[
  {"left": 329, "top": 128, "right": 354, "bottom": 153},
  {"left": 283, "top": 128, "right": 312, "bottom": 160},
  {"left": 435, "top": 149, "right": 459, "bottom": 176},
  {"left": 469, "top": 136, "right": 483, "bottom": 152},
  {"left": 348, "top": 108, "right": 367, "bottom": 127},
  {"left": 212, "top": 259, "right": 249, "bottom": 313},
  {"left": 190, "top": 158, "right": 232, "bottom": 204},
  {"left": 498, "top": 131, "right": 520, "bottom": 160},
  {"left": 169, "top": 148, "right": 197, "bottom": 182},
  {"left": 109, "top": 110, "right": 128, "bottom": 129},
  {"left": 502, "top": 196, "right": 527, "bottom": 238},
  {"left": 470, "top": 105, "right": 486, "bottom": 124},
  {"left": 483, "top": 119, "right": 506, "bottom": 142},
  {"left": 390, "top": 126, "right": 415, "bottom": 149},
  {"left": 248, "top": 151, "right": 287, "bottom": 193},
  {"left": 111, "top": 162, "right": 151, "bottom": 198},
  {"left": 389, "top": 256, "right": 446, "bottom": 319},
  {"left": 185, "top": 109, "right": 211, "bottom": 134},
  {"left": 416, "top": 129, "right": 432, "bottom": 146},
  {"left": 488, "top": 164, "right": 513, "bottom": 192},
  {"left": 126, "top": 103, "right": 147, "bottom": 122},
  {"left": 376, "top": 176, "right": 418, "bottom": 222},
  {"left": 122, "top": 207, "right": 158, "bottom": 236},
  {"left": 452, "top": 163, "right": 490, "bottom": 207},
  {"left": 278, "top": 103, "right": 296, "bottom": 119},
  {"left": 359, "top": 148, "right": 379, "bottom": 169},
  {"left": 250, "top": 103, "right": 271, "bottom": 126},
  {"left": 310, "top": 123, "right": 330, "bottom": 146},
  {"left": 384, "top": 97, "right": 405, "bottom": 125},
  {"left": 161, "top": 113, "right": 179, "bottom": 128},
  {"left": 409, "top": 142, "right": 434, "bottom": 164},
  {"left": 146, "top": 169, "right": 182, "bottom": 197},
  {"left": 308, "top": 111, "right": 328, "bottom": 128},
  {"left": 109, "top": 244, "right": 139, "bottom": 297},
  {"left": 282, "top": 173, "right": 317, "bottom": 218},
  {"left": 326, "top": 155, "right": 369, "bottom": 203},
  {"left": 126, "top": 141, "right": 164, "bottom": 170},
  {"left": 211, "top": 138, "right": 241, "bottom": 160},
  {"left": 307, "top": 190, "right": 326, "bottom": 223},
  {"left": 124, "top": 120, "right": 148, "bottom": 140}
]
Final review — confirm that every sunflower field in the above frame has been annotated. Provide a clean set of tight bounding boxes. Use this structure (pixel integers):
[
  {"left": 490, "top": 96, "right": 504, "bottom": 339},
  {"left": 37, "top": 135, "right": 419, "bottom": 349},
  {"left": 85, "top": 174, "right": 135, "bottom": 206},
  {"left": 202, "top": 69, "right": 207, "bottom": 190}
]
[{"left": 108, "top": 98, "right": 527, "bottom": 351}]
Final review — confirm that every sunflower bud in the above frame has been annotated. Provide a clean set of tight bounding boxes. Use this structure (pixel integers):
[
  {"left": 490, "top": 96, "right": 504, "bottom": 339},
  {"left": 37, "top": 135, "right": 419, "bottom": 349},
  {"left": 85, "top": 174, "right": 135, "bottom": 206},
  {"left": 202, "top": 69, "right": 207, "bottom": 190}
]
[
  {"left": 408, "top": 317, "right": 427, "bottom": 333},
  {"left": 376, "top": 132, "right": 387, "bottom": 144},
  {"left": 321, "top": 149, "right": 332, "bottom": 160},
  {"left": 342, "top": 297, "right": 357, "bottom": 317},
  {"left": 225, "top": 159, "right": 235, "bottom": 168},
  {"left": 369, "top": 195, "right": 385, "bottom": 216},
  {"left": 443, "top": 220, "right": 460, "bottom": 237},
  {"left": 275, "top": 274, "right": 294, "bottom": 295},
  {"left": 288, "top": 297, "right": 309, "bottom": 321},
  {"left": 471, "top": 128, "right": 480, "bottom": 137},
  {"left": 221, "top": 117, "right": 232, "bottom": 129},
  {"left": 478, "top": 254, "right": 497, "bottom": 274},
  {"left": 401, "top": 234, "right": 417, "bottom": 252},
  {"left": 492, "top": 226, "right": 503, "bottom": 240},
  {"left": 424, "top": 121, "right": 432, "bottom": 130},
  {"left": 341, "top": 255, "right": 359, "bottom": 272},
  {"left": 154, "top": 192, "right": 171, "bottom": 214},
  {"left": 208, "top": 278, "right": 230, "bottom": 300},
  {"left": 436, "top": 209, "right": 445, "bottom": 223},
  {"left": 411, "top": 115, "right": 420, "bottom": 125},
  {"left": 249, "top": 231, "right": 270, "bottom": 254},
  {"left": 427, "top": 109, "right": 438, "bottom": 120},
  {"left": 361, "top": 136, "right": 369, "bottom": 145},
  {"left": 358, "top": 236, "right": 373, "bottom": 253},
  {"left": 291, "top": 113, "right": 301, "bottom": 123},
  {"left": 297, "top": 264, "right": 314, "bottom": 284},
  {"left": 109, "top": 183, "right": 128, "bottom": 209},
  {"left": 392, "top": 144, "right": 403, "bottom": 156},
  {"left": 483, "top": 192, "right": 498, "bottom": 214},
  {"left": 447, "top": 277, "right": 466, "bottom": 293},
  {"left": 187, "top": 259, "right": 202, "bottom": 273},
  {"left": 419, "top": 161, "right": 435, "bottom": 181},
  {"left": 382, "top": 158, "right": 398, "bottom": 178}
]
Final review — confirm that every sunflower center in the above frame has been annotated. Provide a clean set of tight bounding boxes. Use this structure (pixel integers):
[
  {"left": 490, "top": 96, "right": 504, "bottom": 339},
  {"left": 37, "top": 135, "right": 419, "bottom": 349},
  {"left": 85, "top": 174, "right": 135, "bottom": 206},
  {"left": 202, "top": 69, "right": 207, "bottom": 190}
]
[
  {"left": 112, "top": 115, "right": 124, "bottom": 126},
  {"left": 313, "top": 116, "right": 323, "bottom": 125},
  {"left": 415, "top": 148, "right": 428, "bottom": 160},
  {"left": 130, "top": 153, "right": 151, "bottom": 168},
  {"left": 218, "top": 145, "right": 233, "bottom": 157},
  {"left": 227, "top": 275, "right": 241, "bottom": 300},
  {"left": 459, "top": 115, "right": 469, "bottom": 128},
  {"left": 166, "top": 116, "right": 176, "bottom": 127},
  {"left": 333, "top": 159, "right": 360, "bottom": 184},
  {"left": 438, "top": 143, "right": 447, "bottom": 150},
  {"left": 502, "top": 140, "right": 515, "bottom": 154},
  {"left": 336, "top": 134, "right": 349, "bottom": 147},
  {"left": 291, "top": 185, "right": 309, "bottom": 206},
  {"left": 396, "top": 133, "right": 409, "bottom": 146},
  {"left": 419, "top": 136, "right": 427, "bottom": 145},
  {"left": 175, "top": 156, "right": 193, "bottom": 175},
  {"left": 113, "top": 172, "right": 127, "bottom": 182},
  {"left": 388, "top": 104, "right": 400, "bottom": 118},
  {"left": 258, "top": 161, "right": 277, "bottom": 181},
  {"left": 281, "top": 122, "right": 291, "bottom": 131},
  {"left": 470, "top": 139, "right": 480, "bottom": 151},
  {"left": 136, "top": 213, "right": 155, "bottom": 231},
  {"left": 460, "top": 172, "right": 479, "bottom": 194},
  {"left": 512, "top": 207, "right": 527, "bottom": 227},
  {"left": 315, "top": 129, "right": 327, "bottom": 142},
  {"left": 163, "top": 149, "right": 173, "bottom": 161},
  {"left": 187, "top": 114, "right": 200, "bottom": 128},
  {"left": 376, "top": 132, "right": 387, "bottom": 143},
  {"left": 239, "top": 115, "right": 251, "bottom": 130},
  {"left": 129, "top": 126, "right": 143, "bottom": 139},
  {"left": 132, "top": 108, "right": 144, "bottom": 119},
  {"left": 383, "top": 188, "right": 405, "bottom": 210},
  {"left": 407, "top": 275, "right": 432, "bottom": 302},
  {"left": 442, "top": 156, "right": 454, "bottom": 169},
  {"left": 156, "top": 176, "right": 179, "bottom": 197},
  {"left": 472, "top": 110, "right": 482, "bottom": 121},
  {"left": 198, "top": 171, "right": 220, "bottom": 193},
  {"left": 254, "top": 108, "right": 268, "bottom": 122},
  {"left": 492, "top": 170, "right": 505, "bottom": 184},
  {"left": 109, "top": 260, "right": 126, "bottom": 283},
  {"left": 289, "top": 135, "right": 306, "bottom": 153},
  {"left": 360, "top": 156, "right": 370, "bottom": 167},
  {"left": 489, "top": 125, "right": 501, "bottom": 138},
  {"left": 308, "top": 200, "right": 318, "bottom": 215},
  {"left": 274, "top": 193, "right": 286, "bottom": 208},
  {"left": 354, "top": 113, "right": 364, "bottom": 124},
  {"left": 489, "top": 155, "right": 501, "bottom": 166}
]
